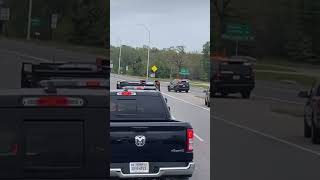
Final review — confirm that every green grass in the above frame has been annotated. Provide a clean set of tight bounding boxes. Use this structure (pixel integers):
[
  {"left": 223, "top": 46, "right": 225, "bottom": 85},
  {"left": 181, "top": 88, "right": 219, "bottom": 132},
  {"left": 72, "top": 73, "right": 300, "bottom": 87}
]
[
  {"left": 271, "top": 106, "right": 304, "bottom": 118},
  {"left": 255, "top": 71, "right": 317, "bottom": 87},
  {"left": 259, "top": 56, "right": 320, "bottom": 70},
  {"left": 1, "top": 37, "right": 108, "bottom": 56},
  {"left": 255, "top": 64, "right": 297, "bottom": 72}
]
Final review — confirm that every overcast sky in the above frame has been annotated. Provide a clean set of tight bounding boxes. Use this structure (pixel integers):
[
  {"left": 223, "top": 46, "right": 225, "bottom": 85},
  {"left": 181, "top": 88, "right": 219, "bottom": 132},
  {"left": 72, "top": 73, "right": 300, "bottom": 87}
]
[{"left": 110, "top": 0, "right": 210, "bottom": 53}]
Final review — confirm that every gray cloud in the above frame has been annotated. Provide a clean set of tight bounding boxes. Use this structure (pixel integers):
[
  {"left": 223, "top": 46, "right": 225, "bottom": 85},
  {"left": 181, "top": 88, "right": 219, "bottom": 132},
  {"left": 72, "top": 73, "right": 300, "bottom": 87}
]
[{"left": 111, "top": 0, "right": 210, "bottom": 52}]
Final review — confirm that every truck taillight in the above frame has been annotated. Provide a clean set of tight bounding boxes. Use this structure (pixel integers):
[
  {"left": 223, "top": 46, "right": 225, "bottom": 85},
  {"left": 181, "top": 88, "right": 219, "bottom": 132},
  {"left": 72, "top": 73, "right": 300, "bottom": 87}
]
[
  {"left": 11, "top": 144, "right": 18, "bottom": 155},
  {"left": 86, "top": 80, "right": 100, "bottom": 87},
  {"left": 214, "top": 73, "right": 221, "bottom": 80},
  {"left": 186, "top": 128, "right": 194, "bottom": 152},
  {"left": 22, "top": 96, "right": 84, "bottom": 107}
]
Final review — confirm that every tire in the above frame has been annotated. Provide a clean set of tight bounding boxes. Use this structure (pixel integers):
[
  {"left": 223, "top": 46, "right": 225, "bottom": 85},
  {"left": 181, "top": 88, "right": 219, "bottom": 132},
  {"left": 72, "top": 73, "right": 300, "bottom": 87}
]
[
  {"left": 207, "top": 101, "right": 210, "bottom": 107},
  {"left": 168, "top": 87, "right": 171, "bottom": 92},
  {"left": 205, "top": 99, "right": 207, "bottom": 106},
  {"left": 179, "top": 90, "right": 182, "bottom": 92},
  {"left": 241, "top": 91, "right": 251, "bottom": 99},
  {"left": 175, "top": 88, "right": 178, "bottom": 92},
  {"left": 186, "top": 90, "right": 189, "bottom": 93},
  {"left": 304, "top": 117, "right": 311, "bottom": 138},
  {"left": 311, "top": 120, "right": 320, "bottom": 144}
]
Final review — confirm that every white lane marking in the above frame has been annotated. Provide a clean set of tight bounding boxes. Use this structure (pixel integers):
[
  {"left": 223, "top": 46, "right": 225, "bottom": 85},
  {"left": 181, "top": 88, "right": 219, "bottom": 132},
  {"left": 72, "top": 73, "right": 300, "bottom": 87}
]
[
  {"left": 162, "top": 92, "right": 210, "bottom": 112},
  {"left": 0, "top": 49, "right": 51, "bottom": 62},
  {"left": 194, "top": 134, "right": 205, "bottom": 142},
  {"left": 253, "top": 95, "right": 305, "bottom": 105},
  {"left": 214, "top": 115, "right": 320, "bottom": 157},
  {"left": 171, "top": 115, "right": 205, "bottom": 142}
]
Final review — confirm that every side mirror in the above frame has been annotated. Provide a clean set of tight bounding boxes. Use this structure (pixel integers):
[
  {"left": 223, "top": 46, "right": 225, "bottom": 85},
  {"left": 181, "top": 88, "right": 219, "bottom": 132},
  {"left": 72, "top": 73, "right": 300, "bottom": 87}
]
[
  {"left": 298, "top": 91, "right": 309, "bottom": 98},
  {"left": 168, "top": 106, "right": 171, "bottom": 111},
  {"left": 165, "top": 98, "right": 168, "bottom": 103}
]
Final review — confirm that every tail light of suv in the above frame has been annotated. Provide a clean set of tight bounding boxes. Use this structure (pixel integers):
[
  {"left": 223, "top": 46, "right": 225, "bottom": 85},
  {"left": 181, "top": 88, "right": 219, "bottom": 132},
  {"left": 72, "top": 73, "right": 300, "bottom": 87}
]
[{"left": 186, "top": 128, "right": 194, "bottom": 152}]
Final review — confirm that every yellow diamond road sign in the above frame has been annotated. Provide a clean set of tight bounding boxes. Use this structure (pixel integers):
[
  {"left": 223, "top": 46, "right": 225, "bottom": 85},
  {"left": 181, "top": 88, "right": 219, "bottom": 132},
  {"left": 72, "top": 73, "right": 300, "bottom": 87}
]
[{"left": 151, "top": 65, "right": 158, "bottom": 72}]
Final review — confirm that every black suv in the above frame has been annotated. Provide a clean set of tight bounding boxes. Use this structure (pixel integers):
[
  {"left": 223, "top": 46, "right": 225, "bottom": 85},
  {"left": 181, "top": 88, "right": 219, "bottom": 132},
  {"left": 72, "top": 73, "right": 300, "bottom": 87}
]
[
  {"left": 212, "top": 58, "right": 255, "bottom": 98},
  {"left": 168, "top": 79, "right": 190, "bottom": 93}
]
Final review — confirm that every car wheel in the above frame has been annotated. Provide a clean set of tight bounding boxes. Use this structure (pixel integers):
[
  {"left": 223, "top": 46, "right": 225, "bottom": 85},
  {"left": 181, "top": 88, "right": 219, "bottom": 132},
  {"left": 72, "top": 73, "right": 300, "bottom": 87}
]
[
  {"left": 311, "top": 120, "right": 320, "bottom": 144},
  {"left": 185, "top": 90, "right": 189, "bottom": 93},
  {"left": 241, "top": 91, "right": 251, "bottom": 99},
  {"left": 205, "top": 99, "right": 207, "bottom": 106},
  {"left": 175, "top": 88, "right": 178, "bottom": 92},
  {"left": 168, "top": 87, "right": 171, "bottom": 92},
  {"left": 207, "top": 101, "right": 210, "bottom": 107},
  {"left": 304, "top": 116, "right": 311, "bottom": 138}
]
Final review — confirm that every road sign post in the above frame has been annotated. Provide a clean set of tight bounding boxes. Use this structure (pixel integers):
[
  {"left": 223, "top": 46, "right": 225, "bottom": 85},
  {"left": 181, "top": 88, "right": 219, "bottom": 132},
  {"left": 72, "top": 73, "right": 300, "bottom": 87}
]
[{"left": 151, "top": 65, "right": 158, "bottom": 78}]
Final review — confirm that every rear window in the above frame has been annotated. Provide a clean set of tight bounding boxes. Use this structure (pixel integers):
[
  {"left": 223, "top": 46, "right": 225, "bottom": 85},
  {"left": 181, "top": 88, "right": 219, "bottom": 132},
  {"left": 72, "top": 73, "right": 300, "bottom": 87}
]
[
  {"left": 110, "top": 96, "right": 167, "bottom": 120},
  {"left": 219, "top": 62, "right": 252, "bottom": 74}
]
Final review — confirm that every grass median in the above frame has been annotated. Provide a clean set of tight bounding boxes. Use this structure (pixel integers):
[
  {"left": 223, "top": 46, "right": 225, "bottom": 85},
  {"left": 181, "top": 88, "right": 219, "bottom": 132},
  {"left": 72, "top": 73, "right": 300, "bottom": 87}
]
[{"left": 255, "top": 71, "right": 317, "bottom": 87}]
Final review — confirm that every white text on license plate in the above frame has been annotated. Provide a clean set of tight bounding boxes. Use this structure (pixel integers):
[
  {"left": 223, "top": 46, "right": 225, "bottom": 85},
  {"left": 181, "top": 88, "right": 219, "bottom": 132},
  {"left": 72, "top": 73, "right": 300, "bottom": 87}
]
[
  {"left": 129, "top": 162, "right": 149, "bottom": 173},
  {"left": 233, "top": 75, "right": 240, "bottom": 80}
]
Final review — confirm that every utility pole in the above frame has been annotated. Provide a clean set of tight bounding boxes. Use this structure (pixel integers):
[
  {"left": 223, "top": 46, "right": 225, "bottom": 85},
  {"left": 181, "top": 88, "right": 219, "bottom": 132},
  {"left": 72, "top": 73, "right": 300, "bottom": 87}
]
[
  {"left": 27, "top": 0, "right": 32, "bottom": 40},
  {"left": 118, "top": 42, "right": 122, "bottom": 75},
  {"left": 137, "top": 24, "right": 151, "bottom": 80}
]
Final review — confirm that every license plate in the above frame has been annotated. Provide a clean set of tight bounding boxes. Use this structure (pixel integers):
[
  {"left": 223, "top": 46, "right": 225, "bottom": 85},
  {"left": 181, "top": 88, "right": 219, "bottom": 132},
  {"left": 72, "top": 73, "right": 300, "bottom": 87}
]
[
  {"left": 233, "top": 75, "right": 240, "bottom": 80},
  {"left": 129, "top": 162, "right": 149, "bottom": 174}
]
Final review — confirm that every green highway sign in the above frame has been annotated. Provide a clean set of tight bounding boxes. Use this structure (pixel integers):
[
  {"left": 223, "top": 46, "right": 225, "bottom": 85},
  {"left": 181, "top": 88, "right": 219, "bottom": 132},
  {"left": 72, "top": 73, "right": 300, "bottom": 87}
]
[
  {"left": 222, "top": 22, "right": 254, "bottom": 41},
  {"left": 179, "top": 67, "right": 190, "bottom": 75},
  {"left": 31, "top": 18, "right": 41, "bottom": 27}
]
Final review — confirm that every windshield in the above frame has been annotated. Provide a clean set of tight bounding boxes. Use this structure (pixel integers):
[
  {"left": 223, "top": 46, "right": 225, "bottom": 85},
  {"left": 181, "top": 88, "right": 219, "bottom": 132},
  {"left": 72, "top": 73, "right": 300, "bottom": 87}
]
[{"left": 110, "top": 95, "right": 167, "bottom": 120}]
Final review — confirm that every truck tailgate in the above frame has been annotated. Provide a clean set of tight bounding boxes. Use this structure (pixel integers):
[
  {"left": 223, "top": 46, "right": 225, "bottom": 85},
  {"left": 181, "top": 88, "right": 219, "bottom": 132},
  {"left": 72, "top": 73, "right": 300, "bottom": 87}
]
[{"left": 111, "top": 122, "right": 193, "bottom": 163}]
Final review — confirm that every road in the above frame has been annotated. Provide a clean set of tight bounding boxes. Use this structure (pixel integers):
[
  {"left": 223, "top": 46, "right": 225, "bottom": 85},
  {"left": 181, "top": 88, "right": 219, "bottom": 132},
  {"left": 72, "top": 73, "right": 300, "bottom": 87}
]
[
  {"left": 213, "top": 81, "right": 320, "bottom": 179},
  {"left": 0, "top": 39, "right": 211, "bottom": 180},
  {"left": 111, "top": 74, "right": 211, "bottom": 180}
]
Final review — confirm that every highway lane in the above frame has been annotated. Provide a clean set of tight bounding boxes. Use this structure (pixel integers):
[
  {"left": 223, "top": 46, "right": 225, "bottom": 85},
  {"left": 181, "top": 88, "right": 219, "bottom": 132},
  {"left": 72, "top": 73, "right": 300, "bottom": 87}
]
[
  {"left": 0, "top": 37, "right": 307, "bottom": 105},
  {"left": 213, "top": 118, "right": 320, "bottom": 180},
  {"left": 111, "top": 75, "right": 211, "bottom": 180},
  {"left": 213, "top": 85, "right": 320, "bottom": 179}
]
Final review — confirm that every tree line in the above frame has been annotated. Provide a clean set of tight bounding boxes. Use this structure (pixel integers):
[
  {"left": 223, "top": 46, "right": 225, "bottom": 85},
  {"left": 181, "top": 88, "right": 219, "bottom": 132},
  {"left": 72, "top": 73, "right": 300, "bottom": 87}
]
[
  {"left": 212, "top": 0, "right": 319, "bottom": 64},
  {"left": 110, "top": 42, "right": 210, "bottom": 81},
  {"left": 1, "top": 0, "right": 108, "bottom": 47}
]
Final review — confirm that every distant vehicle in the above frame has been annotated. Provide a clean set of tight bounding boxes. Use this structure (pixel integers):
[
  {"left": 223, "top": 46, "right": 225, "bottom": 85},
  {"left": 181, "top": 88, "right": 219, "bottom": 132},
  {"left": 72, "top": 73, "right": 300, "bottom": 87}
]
[
  {"left": 0, "top": 87, "right": 109, "bottom": 179},
  {"left": 298, "top": 80, "right": 320, "bottom": 144},
  {"left": 212, "top": 58, "right": 255, "bottom": 98},
  {"left": 110, "top": 89, "right": 195, "bottom": 179},
  {"left": 168, "top": 79, "right": 190, "bottom": 93},
  {"left": 204, "top": 87, "right": 212, "bottom": 107},
  {"left": 117, "top": 80, "right": 160, "bottom": 91}
]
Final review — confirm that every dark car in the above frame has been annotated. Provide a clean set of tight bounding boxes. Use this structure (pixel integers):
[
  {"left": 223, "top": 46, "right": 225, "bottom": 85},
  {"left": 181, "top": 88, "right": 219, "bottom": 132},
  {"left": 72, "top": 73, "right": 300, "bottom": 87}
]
[
  {"left": 204, "top": 87, "right": 211, "bottom": 107},
  {"left": 0, "top": 88, "right": 109, "bottom": 179},
  {"left": 110, "top": 89, "right": 195, "bottom": 179},
  {"left": 168, "top": 79, "right": 190, "bottom": 93},
  {"left": 212, "top": 58, "right": 255, "bottom": 98},
  {"left": 298, "top": 80, "right": 320, "bottom": 144}
]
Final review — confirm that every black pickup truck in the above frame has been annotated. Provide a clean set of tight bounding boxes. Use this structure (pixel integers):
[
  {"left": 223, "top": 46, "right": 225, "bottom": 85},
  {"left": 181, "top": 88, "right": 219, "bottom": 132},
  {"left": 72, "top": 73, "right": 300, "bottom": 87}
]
[
  {"left": 0, "top": 87, "right": 109, "bottom": 180},
  {"left": 21, "top": 57, "right": 109, "bottom": 88},
  {"left": 110, "top": 89, "right": 195, "bottom": 180}
]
